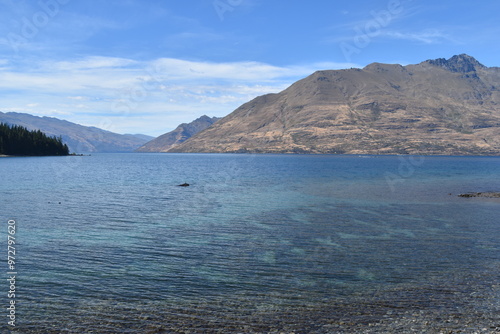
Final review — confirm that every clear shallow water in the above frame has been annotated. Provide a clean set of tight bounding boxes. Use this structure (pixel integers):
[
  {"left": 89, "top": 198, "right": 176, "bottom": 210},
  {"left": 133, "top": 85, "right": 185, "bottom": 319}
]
[{"left": 1, "top": 154, "right": 499, "bottom": 332}]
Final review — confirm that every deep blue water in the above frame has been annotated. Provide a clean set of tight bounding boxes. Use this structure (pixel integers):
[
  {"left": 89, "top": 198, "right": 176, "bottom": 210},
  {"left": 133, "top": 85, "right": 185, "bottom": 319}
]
[{"left": 1, "top": 154, "right": 499, "bottom": 332}]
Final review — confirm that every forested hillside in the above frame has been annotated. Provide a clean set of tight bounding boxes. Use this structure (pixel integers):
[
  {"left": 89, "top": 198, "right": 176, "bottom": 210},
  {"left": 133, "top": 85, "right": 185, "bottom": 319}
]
[
  {"left": 0, "top": 112, "right": 153, "bottom": 153},
  {"left": 0, "top": 123, "right": 69, "bottom": 156}
]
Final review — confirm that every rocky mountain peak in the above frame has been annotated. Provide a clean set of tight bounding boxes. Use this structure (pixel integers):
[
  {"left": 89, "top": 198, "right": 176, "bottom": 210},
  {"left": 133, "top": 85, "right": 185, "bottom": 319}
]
[
  {"left": 168, "top": 54, "right": 500, "bottom": 155},
  {"left": 425, "top": 54, "right": 486, "bottom": 73}
]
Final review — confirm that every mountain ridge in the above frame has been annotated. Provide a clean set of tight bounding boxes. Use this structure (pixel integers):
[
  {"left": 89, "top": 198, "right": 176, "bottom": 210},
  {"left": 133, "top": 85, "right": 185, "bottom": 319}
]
[
  {"left": 136, "top": 115, "right": 221, "bottom": 152},
  {"left": 169, "top": 54, "right": 500, "bottom": 155},
  {"left": 0, "top": 112, "right": 153, "bottom": 153}
]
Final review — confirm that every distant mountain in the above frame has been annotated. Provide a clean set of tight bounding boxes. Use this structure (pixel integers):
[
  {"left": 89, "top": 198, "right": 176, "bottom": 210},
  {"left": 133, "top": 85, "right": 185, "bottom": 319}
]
[
  {"left": 169, "top": 54, "right": 500, "bottom": 155},
  {"left": 0, "top": 112, "right": 153, "bottom": 153},
  {"left": 127, "top": 134, "right": 155, "bottom": 142},
  {"left": 136, "top": 115, "right": 221, "bottom": 152}
]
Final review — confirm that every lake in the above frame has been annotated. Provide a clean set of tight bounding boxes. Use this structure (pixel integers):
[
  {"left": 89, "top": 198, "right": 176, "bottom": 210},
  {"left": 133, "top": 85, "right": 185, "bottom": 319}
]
[{"left": 1, "top": 153, "right": 499, "bottom": 332}]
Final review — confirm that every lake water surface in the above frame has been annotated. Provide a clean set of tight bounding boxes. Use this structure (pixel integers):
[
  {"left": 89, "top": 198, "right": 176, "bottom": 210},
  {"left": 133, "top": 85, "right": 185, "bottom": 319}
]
[{"left": 1, "top": 154, "right": 499, "bottom": 332}]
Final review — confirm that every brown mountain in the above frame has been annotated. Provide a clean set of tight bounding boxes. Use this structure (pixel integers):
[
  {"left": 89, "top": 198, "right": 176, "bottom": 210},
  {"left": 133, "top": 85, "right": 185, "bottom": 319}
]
[
  {"left": 135, "top": 115, "right": 221, "bottom": 152},
  {"left": 169, "top": 54, "right": 500, "bottom": 155}
]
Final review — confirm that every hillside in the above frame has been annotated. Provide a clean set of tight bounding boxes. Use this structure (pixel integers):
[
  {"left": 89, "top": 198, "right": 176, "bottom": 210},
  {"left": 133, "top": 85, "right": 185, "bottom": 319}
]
[
  {"left": 136, "top": 115, "right": 221, "bottom": 152},
  {"left": 169, "top": 54, "right": 500, "bottom": 155},
  {"left": 0, "top": 112, "right": 153, "bottom": 153}
]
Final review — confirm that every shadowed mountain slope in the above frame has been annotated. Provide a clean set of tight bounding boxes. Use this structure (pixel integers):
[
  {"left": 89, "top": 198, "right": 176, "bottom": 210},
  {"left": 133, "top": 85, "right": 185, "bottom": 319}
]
[{"left": 136, "top": 115, "right": 221, "bottom": 152}]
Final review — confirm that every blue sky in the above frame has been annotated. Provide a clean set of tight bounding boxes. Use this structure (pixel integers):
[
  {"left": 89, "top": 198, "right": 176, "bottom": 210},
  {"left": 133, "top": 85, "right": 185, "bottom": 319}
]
[{"left": 0, "top": 0, "right": 499, "bottom": 136}]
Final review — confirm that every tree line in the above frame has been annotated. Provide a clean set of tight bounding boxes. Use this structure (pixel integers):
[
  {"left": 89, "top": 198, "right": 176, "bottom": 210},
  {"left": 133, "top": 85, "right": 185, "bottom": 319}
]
[{"left": 0, "top": 123, "right": 69, "bottom": 156}]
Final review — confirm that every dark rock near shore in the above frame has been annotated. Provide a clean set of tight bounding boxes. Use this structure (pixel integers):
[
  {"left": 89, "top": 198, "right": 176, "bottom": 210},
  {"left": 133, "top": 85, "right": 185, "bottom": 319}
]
[{"left": 458, "top": 192, "right": 500, "bottom": 198}]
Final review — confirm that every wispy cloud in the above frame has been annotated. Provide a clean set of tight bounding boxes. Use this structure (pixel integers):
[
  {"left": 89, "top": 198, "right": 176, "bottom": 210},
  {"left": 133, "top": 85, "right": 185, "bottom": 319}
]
[
  {"left": 49, "top": 56, "right": 139, "bottom": 71},
  {"left": 383, "top": 29, "right": 455, "bottom": 44}
]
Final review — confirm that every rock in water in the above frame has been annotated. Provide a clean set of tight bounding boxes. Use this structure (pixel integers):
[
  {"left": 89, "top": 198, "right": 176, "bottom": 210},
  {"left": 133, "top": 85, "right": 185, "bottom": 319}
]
[{"left": 458, "top": 192, "right": 500, "bottom": 198}]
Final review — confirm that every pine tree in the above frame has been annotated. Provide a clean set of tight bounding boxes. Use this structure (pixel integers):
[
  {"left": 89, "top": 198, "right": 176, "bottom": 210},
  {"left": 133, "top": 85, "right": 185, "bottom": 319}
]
[{"left": 0, "top": 122, "right": 69, "bottom": 156}]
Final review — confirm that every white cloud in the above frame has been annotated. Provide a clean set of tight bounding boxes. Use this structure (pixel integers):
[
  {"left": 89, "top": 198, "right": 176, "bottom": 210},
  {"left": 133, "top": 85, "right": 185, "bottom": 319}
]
[
  {"left": 67, "top": 96, "right": 88, "bottom": 100},
  {"left": 0, "top": 56, "right": 358, "bottom": 136},
  {"left": 152, "top": 58, "right": 286, "bottom": 82}
]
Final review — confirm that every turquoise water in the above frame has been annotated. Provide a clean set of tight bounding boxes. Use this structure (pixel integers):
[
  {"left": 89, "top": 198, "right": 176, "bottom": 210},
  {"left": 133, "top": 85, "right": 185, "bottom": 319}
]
[{"left": 1, "top": 154, "right": 499, "bottom": 332}]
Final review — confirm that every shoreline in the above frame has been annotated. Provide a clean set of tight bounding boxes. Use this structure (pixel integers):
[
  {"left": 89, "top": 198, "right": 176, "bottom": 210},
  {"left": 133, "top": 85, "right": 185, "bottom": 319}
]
[
  {"left": 14, "top": 290, "right": 500, "bottom": 333},
  {"left": 0, "top": 154, "right": 75, "bottom": 157},
  {"left": 12, "top": 262, "right": 500, "bottom": 333}
]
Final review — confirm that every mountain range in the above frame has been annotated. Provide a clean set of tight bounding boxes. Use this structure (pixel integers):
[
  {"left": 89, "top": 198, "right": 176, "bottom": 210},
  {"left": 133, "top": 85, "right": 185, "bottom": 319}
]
[
  {"left": 167, "top": 54, "right": 500, "bottom": 155},
  {"left": 0, "top": 112, "right": 153, "bottom": 153},
  {"left": 5, "top": 54, "right": 499, "bottom": 156},
  {"left": 136, "top": 115, "right": 221, "bottom": 152}
]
